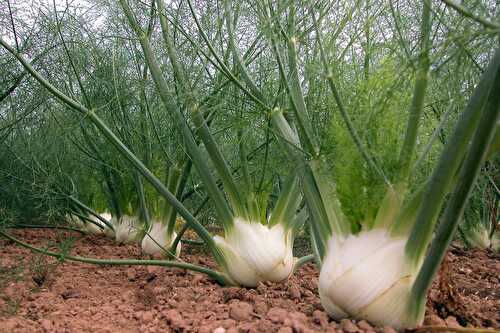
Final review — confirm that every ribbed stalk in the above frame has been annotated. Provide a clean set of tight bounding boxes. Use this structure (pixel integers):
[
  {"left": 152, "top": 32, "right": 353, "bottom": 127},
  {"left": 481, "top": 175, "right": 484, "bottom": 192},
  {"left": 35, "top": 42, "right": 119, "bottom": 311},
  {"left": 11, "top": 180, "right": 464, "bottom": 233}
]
[
  {"left": 135, "top": 172, "right": 150, "bottom": 230},
  {"left": 268, "top": 173, "right": 300, "bottom": 229},
  {"left": 157, "top": 0, "right": 189, "bottom": 93},
  {"left": 190, "top": 106, "right": 246, "bottom": 219},
  {"left": 155, "top": 0, "right": 246, "bottom": 224},
  {"left": 270, "top": 107, "right": 332, "bottom": 258},
  {"left": 308, "top": 159, "right": 349, "bottom": 238},
  {"left": 285, "top": 2, "right": 319, "bottom": 156},
  {"left": 409, "top": 54, "right": 500, "bottom": 321},
  {"left": 301, "top": 166, "right": 331, "bottom": 260},
  {"left": 238, "top": 129, "right": 251, "bottom": 190},
  {"left": 170, "top": 195, "right": 209, "bottom": 253},
  {"left": 293, "top": 254, "right": 315, "bottom": 272},
  {"left": 411, "top": 103, "right": 454, "bottom": 175},
  {"left": 309, "top": 222, "right": 323, "bottom": 266},
  {"left": 237, "top": 129, "right": 254, "bottom": 221},
  {"left": 118, "top": 0, "right": 234, "bottom": 230},
  {"left": 390, "top": 183, "right": 426, "bottom": 237},
  {"left": 162, "top": 163, "right": 182, "bottom": 236},
  {"left": 70, "top": 211, "right": 103, "bottom": 229},
  {"left": 371, "top": 183, "right": 404, "bottom": 230},
  {"left": 398, "top": 0, "right": 432, "bottom": 182},
  {"left": 69, "top": 196, "right": 114, "bottom": 230},
  {"left": 405, "top": 48, "right": 500, "bottom": 267},
  {"left": 269, "top": 109, "right": 302, "bottom": 158}
]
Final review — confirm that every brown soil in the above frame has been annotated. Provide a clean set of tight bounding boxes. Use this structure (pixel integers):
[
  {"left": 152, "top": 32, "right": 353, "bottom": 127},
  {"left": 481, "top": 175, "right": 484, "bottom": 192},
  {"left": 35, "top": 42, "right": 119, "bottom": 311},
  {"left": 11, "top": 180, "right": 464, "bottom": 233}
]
[
  {"left": 426, "top": 246, "right": 499, "bottom": 328},
  {"left": 0, "top": 229, "right": 498, "bottom": 333}
]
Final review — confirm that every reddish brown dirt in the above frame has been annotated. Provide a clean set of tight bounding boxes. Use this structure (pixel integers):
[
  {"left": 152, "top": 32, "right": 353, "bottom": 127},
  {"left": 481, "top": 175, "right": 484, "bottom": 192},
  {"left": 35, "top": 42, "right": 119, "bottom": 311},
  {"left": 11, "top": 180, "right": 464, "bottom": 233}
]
[
  {"left": 426, "top": 246, "right": 499, "bottom": 329},
  {"left": 0, "top": 229, "right": 498, "bottom": 333}
]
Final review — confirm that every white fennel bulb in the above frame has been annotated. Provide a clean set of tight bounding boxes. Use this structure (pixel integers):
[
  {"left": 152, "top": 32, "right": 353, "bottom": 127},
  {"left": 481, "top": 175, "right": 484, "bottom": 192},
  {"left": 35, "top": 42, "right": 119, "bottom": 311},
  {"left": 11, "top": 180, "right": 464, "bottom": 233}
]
[
  {"left": 115, "top": 215, "right": 140, "bottom": 244},
  {"left": 66, "top": 214, "right": 85, "bottom": 229},
  {"left": 141, "top": 221, "right": 181, "bottom": 256},
  {"left": 86, "top": 214, "right": 105, "bottom": 235},
  {"left": 101, "top": 212, "right": 112, "bottom": 222},
  {"left": 464, "top": 224, "right": 491, "bottom": 249},
  {"left": 100, "top": 212, "right": 115, "bottom": 238},
  {"left": 319, "top": 229, "right": 423, "bottom": 329},
  {"left": 213, "top": 218, "right": 296, "bottom": 287},
  {"left": 86, "top": 212, "right": 114, "bottom": 236}
]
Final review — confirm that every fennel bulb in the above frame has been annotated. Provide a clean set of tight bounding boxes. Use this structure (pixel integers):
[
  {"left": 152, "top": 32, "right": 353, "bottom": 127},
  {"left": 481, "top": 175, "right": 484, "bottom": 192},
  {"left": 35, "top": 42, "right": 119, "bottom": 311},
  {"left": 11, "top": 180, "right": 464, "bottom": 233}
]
[
  {"left": 66, "top": 214, "right": 85, "bottom": 229},
  {"left": 464, "top": 224, "right": 491, "bottom": 249},
  {"left": 115, "top": 215, "right": 140, "bottom": 244},
  {"left": 492, "top": 230, "right": 500, "bottom": 252},
  {"left": 85, "top": 220, "right": 104, "bottom": 234},
  {"left": 141, "top": 221, "right": 181, "bottom": 256},
  {"left": 85, "top": 214, "right": 104, "bottom": 235},
  {"left": 86, "top": 212, "right": 114, "bottom": 236},
  {"left": 213, "top": 218, "right": 296, "bottom": 287},
  {"left": 100, "top": 212, "right": 115, "bottom": 238},
  {"left": 318, "top": 229, "right": 423, "bottom": 329},
  {"left": 101, "top": 212, "right": 112, "bottom": 222}
]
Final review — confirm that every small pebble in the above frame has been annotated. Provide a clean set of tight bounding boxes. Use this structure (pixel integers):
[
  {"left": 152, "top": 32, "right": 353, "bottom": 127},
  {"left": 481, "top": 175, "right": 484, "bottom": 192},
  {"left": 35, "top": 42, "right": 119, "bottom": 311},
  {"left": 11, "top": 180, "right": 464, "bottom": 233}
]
[
  {"left": 163, "top": 309, "right": 186, "bottom": 329},
  {"left": 267, "top": 307, "right": 288, "bottom": 324},
  {"left": 288, "top": 285, "right": 301, "bottom": 300},
  {"left": 382, "top": 325, "right": 397, "bottom": 333},
  {"left": 445, "top": 316, "right": 462, "bottom": 328},
  {"left": 340, "top": 318, "right": 358, "bottom": 333},
  {"left": 229, "top": 301, "right": 253, "bottom": 321},
  {"left": 358, "top": 320, "right": 373, "bottom": 331},
  {"left": 40, "top": 319, "right": 52, "bottom": 332},
  {"left": 424, "top": 314, "right": 446, "bottom": 326},
  {"left": 142, "top": 311, "right": 154, "bottom": 323}
]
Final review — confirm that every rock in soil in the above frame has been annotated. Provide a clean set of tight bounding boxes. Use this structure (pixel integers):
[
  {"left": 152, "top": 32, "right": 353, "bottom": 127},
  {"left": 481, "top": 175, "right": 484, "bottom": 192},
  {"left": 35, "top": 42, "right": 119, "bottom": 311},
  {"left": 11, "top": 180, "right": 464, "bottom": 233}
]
[{"left": 229, "top": 301, "right": 253, "bottom": 321}]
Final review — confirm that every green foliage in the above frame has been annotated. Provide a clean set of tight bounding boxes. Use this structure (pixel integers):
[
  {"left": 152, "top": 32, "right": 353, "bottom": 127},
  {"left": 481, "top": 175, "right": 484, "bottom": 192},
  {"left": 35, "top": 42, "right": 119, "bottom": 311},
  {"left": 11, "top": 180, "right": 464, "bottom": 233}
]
[
  {"left": 328, "top": 57, "right": 412, "bottom": 227},
  {"left": 0, "top": 0, "right": 497, "bottom": 248}
]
